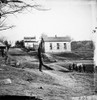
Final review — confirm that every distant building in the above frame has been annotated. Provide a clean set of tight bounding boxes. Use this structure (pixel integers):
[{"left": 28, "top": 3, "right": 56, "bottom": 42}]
[
  {"left": 24, "top": 37, "right": 38, "bottom": 49},
  {"left": 0, "top": 41, "right": 6, "bottom": 49},
  {"left": 42, "top": 36, "right": 71, "bottom": 53}
]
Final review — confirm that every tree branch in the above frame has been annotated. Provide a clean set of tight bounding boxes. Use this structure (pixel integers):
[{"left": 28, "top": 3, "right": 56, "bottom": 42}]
[
  {"left": 1, "top": 5, "right": 42, "bottom": 17},
  {"left": 0, "top": 25, "right": 15, "bottom": 31},
  {"left": 0, "top": 0, "right": 49, "bottom": 31}
]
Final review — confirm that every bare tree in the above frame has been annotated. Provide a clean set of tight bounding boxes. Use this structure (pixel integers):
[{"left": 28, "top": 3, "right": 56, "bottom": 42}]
[
  {"left": 0, "top": 36, "right": 6, "bottom": 42},
  {"left": 41, "top": 33, "right": 48, "bottom": 39},
  {"left": 0, "top": 0, "right": 47, "bottom": 31}
]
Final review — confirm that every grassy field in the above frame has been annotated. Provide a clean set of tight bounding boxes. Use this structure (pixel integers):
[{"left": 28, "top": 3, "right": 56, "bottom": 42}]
[{"left": 0, "top": 48, "right": 96, "bottom": 100}]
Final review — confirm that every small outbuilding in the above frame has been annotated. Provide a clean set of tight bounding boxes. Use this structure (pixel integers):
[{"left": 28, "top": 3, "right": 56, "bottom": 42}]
[
  {"left": 24, "top": 37, "right": 38, "bottom": 49},
  {"left": 0, "top": 42, "right": 6, "bottom": 49}
]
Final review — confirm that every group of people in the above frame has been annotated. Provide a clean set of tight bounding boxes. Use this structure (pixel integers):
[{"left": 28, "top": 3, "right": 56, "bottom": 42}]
[{"left": 69, "top": 63, "right": 86, "bottom": 72}]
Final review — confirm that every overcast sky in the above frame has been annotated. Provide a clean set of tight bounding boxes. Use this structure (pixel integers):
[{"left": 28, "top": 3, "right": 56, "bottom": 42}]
[{"left": 0, "top": 0, "right": 97, "bottom": 43}]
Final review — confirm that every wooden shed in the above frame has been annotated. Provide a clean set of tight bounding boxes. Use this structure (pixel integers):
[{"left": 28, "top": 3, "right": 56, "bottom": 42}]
[{"left": 0, "top": 42, "right": 6, "bottom": 49}]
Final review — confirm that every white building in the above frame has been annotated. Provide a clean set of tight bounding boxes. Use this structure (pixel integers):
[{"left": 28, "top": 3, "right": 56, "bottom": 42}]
[
  {"left": 24, "top": 37, "right": 38, "bottom": 49},
  {"left": 42, "top": 36, "right": 71, "bottom": 53}
]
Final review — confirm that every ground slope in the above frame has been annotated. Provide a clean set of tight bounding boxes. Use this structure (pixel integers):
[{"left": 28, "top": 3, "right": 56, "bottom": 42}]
[{"left": 0, "top": 48, "right": 95, "bottom": 100}]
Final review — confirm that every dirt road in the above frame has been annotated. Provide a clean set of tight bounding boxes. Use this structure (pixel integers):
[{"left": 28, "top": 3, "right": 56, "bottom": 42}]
[{"left": 43, "top": 70, "right": 76, "bottom": 87}]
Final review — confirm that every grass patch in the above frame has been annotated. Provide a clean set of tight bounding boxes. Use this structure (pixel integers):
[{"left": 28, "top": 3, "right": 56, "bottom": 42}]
[{"left": 52, "top": 50, "right": 94, "bottom": 60}]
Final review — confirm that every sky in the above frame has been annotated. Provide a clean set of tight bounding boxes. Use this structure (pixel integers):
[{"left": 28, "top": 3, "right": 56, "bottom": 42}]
[{"left": 0, "top": 0, "right": 97, "bottom": 43}]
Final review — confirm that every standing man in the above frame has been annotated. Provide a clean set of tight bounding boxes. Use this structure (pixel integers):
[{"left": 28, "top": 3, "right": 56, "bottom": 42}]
[
  {"left": 1, "top": 48, "right": 4, "bottom": 57},
  {"left": 37, "top": 38, "right": 44, "bottom": 72},
  {"left": 4, "top": 47, "right": 8, "bottom": 64},
  {"left": 4, "top": 41, "right": 11, "bottom": 64}
]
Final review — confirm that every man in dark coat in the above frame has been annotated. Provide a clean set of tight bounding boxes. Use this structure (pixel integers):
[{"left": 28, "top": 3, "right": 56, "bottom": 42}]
[
  {"left": 37, "top": 38, "right": 44, "bottom": 72},
  {"left": 37, "top": 38, "right": 53, "bottom": 71}
]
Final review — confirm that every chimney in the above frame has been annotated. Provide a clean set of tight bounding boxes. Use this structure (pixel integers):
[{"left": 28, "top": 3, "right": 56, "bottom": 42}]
[{"left": 55, "top": 35, "right": 57, "bottom": 38}]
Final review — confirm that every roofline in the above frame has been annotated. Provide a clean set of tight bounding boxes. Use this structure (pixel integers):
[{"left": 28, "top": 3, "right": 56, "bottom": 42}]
[
  {"left": 43, "top": 41, "right": 71, "bottom": 42},
  {"left": 42, "top": 36, "right": 71, "bottom": 42},
  {"left": 24, "top": 41, "right": 38, "bottom": 42}
]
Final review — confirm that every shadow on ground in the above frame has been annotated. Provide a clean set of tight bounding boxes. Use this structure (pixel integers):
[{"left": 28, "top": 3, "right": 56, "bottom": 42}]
[
  {"left": 0, "top": 95, "right": 42, "bottom": 100},
  {"left": 59, "top": 69, "right": 71, "bottom": 73}
]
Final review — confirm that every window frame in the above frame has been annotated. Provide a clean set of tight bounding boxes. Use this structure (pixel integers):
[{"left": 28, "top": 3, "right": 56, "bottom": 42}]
[
  {"left": 64, "top": 43, "right": 67, "bottom": 49},
  {"left": 57, "top": 43, "right": 60, "bottom": 49},
  {"left": 50, "top": 43, "right": 52, "bottom": 50}
]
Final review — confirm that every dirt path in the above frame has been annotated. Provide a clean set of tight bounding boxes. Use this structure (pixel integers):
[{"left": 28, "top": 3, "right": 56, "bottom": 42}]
[
  {"left": 45, "top": 63, "right": 69, "bottom": 71},
  {"left": 43, "top": 70, "right": 76, "bottom": 87}
]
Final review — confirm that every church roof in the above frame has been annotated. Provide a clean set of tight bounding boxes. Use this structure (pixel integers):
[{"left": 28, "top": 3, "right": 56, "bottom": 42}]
[{"left": 43, "top": 36, "right": 71, "bottom": 42}]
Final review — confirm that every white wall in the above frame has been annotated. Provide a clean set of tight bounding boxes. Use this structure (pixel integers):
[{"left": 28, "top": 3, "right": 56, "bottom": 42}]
[
  {"left": 24, "top": 42, "right": 34, "bottom": 48},
  {"left": 44, "top": 42, "right": 71, "bottom": 53},
  {"left": 66, "top": 42, "right": 71, "bottom": 52}
]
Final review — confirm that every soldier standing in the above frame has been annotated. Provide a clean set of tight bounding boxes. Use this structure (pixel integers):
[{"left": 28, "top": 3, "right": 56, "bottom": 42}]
[
  {"left": 37, "top": 38, "right": 44, "bottom": 72},
  {"left": 4, "top": 47, "right": 8, "bottom": 64}
]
